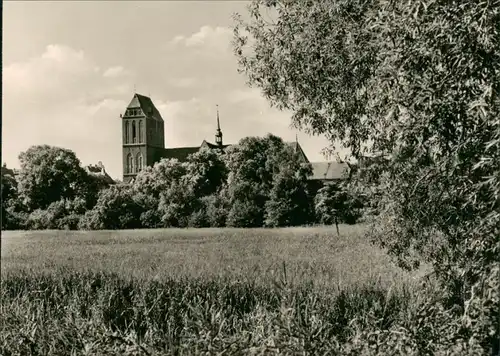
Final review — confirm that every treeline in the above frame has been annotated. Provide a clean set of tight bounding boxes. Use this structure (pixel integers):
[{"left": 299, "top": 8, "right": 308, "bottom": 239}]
[{"left": 1, "top": 134, "right": 365, "bottom": 231}]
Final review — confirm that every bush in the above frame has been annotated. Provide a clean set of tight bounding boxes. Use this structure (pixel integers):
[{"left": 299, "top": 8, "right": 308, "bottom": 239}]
[
  {"left": 79, "top": 185, "right": 144, "bottom": 230},
  {"left": 264, "top": 167, "right": 314, "bottom": 227},
  {"left": 57, "top": 213, "right": 81, "bottom": 230},
  {"left": 314, "top": 183, "right": 363, "bottom": 225},
  {"left": 201, "top": 191, "right": 230, "bottom": 228},
  {"left": 226, "top": 198, "right": 264, "bottom": 228},
  {"left": 24, "top": 200, "right": 68, "bottom": 230},
  {"left": 187, "top": 209, "right": 210, "bottom": 228}
]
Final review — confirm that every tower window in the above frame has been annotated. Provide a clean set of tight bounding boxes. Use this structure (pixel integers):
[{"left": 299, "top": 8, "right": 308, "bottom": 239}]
[
  {"left": 136, "top": 153, "right": 143, "bottom": 172},
  {"left": 127, "top": 153, "right": 134, "bottom": 173},
  {"left": 124, "top": 121, "right": 130, "bottom": 143},
  {"left": 138, "top": 120, "right": 143, "bottom": 143},
  {"left": 132, "top": 121, "right": 137, "bottom": 143}
]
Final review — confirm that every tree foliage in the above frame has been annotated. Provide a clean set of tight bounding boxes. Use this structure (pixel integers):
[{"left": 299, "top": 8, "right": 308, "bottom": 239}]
[
  {"left": 264, "top": 157, "right": 314, "bottom": 227},
  {"left": 1, "top": 168, "right": 19, "bottom": 230},
  {"left": 17, "top": 145, "right": 90, "bottom": 211},
  {"left": 185, "top": 148, "right": 228, "bottom": 197},
  {"left": 234, "top": 0, "right": 500, "bottom": 352},
  {"left": 314, "top": 183, "right": 363, "bottom": 225},
  {"left": 225, "top": 134, "right": 313, "bottom": 227},
  {"left": 79, "top": 184, "right": 143, "bottom": 230}
]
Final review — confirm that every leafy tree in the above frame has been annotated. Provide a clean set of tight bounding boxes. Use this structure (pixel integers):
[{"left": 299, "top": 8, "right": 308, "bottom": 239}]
[
  {"left": 314, "top": 183, "right": 363, "bottom": 226},
  {"left": 157, "top": 178, "right": 198, "bottom": 228},
  {"left": 132, "top": 158, "right": 189, "bottom": 228},
  {"left": 234, "top": 1, "right": 500, "bottom": 352},
  {"left": 264, "top": 157, "right": 313, "bottom": 227},
  {"left": 1, "top": 168, "right": 20, "bottom": 230},
  {"left": 82, "top": 172, "right": 114, "bottom": 210},
  {"left": 185, "top": 148, "right": 228, "bottom": 197},
  {"left": 25, "top": 200, "right": 68, "bottom": 230},
  {"left": 135, "top": 193, "right": 163, "bottom": 229},
  {"left": 78, "top": 184, "right": 143, "bottom": 230},
  {"left": 132, "top": 155, "right": 226, "bottom": 228},
  {"left": 17, "top": 145, "right": 90, "bottom": 211},
  {"left": 133, "top": 158, "right": 187, "bottom": 199},
  {"left": 201, "top": 187, "right": 231, "bottom": 228},
  {"left": 225, "top": 134, "right": 310, "bottom": 227}
]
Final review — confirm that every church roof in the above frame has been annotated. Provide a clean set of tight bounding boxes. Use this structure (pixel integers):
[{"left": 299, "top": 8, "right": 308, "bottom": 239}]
[
  {"left": 309, "top": 161, "right": 350, "bottom": 181},
  {"left": 285, "top": 141, "right": 310, "bottom": 163},
  {"left": 85, "top": 162, "right": 116, "bottom": 184},
  {"left": 127, "top": 93, "right": 164, "bottom": 121},
  {"left": 162, "top": 146, "right": 201, "bottom": 161},
  {"left": 160, "top": 140, "right": 310, "bottom": 164},
  {"left": 200, "top": 140, "right": 231, "bottom": 150}
]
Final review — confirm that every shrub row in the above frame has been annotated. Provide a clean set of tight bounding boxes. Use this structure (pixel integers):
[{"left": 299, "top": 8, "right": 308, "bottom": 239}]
[{"left": 2, "top": 136, "right": 366, "bottom": 231}]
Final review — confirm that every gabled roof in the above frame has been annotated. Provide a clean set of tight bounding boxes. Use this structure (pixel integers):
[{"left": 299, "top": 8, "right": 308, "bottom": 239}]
[
  {"left": 126, "top": 93, "right": 164, "bottom": 121},
  {"left": 162, "top": 146, "right": 201, "bottom": 161},
  {"left": 309, "top": 161, "right": 350, "bottom": 181},
  {"left": 85, "top": 163, "right": 116, "bottom": 184},
  {"left": 284, "top": 141, "right": 310, "bottom": 163},
  {"left": 200, "top": 140, "right": 231, "bottom": 150}
]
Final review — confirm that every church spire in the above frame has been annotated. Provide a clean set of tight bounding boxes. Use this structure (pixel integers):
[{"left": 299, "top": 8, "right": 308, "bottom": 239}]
[{"left": 215, "top": 104, "right": 223, "bottom": 146}]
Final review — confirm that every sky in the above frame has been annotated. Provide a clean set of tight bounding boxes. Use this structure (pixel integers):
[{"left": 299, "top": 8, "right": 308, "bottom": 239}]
[{"left": 3, "top": 1, "right": 337, "bottom": 180}]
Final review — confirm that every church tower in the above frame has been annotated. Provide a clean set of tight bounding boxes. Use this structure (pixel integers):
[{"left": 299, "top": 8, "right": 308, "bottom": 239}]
[
  {"left": 215, "top": 104, "right": 223, "bottom": 146},
  {"left": 121, "top": 93, "right": 165, "bottom": 182}
]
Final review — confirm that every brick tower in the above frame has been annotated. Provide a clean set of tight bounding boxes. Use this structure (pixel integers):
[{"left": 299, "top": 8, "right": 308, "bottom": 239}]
[{"left": 121, "top": 93, "right": 165, "bottom": 182}]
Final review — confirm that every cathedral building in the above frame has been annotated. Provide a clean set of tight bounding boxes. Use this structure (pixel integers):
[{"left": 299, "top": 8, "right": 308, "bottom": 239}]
[{"left": 121, "top": 93, "right": 349, "bottom": 183}]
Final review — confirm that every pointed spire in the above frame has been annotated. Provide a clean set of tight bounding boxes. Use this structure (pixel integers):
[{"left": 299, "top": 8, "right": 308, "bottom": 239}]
[
  {"left": 216, "top": 104, "right": 221, "bottom": 131},
  {"left": 215, "top": 104, "right": 223, "bottom": 146}
]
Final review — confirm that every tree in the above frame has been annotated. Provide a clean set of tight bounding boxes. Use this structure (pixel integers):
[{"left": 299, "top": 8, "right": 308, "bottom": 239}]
[
  {"left": 201, "top": 187, "right": 231, "bottom": 228},
  {"left": 17, "top": 145, "right": 90, "bottom": 211},
  {"left": 157, "top": 178, "right": 198, "bottom": 228},
  {"left": 83, "top": 172, "right": 114, "bottom": 210},
  {"left": 225, "top": 134, "right": 311, "bottom": 227},
  {"left": 79, "top": 184, "right": 144, "bottom": 230},
  {"left": 314, "top": 183, "right": 363, "bottom": 226},
  {"left": 264, "top": 155, "right": 313, "bottom": 227},
  {"left": 132, "top": 154, "right": 228, "bottom": 228},
  {"left": 234, "top": 1, "right": 499, "bottom": 352},
  {"left": 132, "top": 158, "right": 189, "bottom": 228},
  {"left": 1, "top": 168, "right": 19, "bottom": 230},
  {"left": 133, "top": 158, "right": 187, "bottom": 199},
  {"left": 185, "top": 148, "right": 228, "bottom": 197}
]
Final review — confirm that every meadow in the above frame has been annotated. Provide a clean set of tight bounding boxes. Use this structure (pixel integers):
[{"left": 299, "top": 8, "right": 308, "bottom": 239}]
[{"left": 1, "top": 225, "right": 434, "bottom": 355}]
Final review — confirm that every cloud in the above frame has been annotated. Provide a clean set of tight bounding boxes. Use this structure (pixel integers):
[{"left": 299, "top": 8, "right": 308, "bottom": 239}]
[
  {"left": 153, "top": 97, "right": 219, "bottom": 148},
  {"left": 103, "top": 66, "right": 129, "bottom": 78},
  {"left": 169, "top": 77, "right": 197, "bottom": 88},
  {"left": 228, "top": 88, "right": 264, "bottom": 104},
  {"left": 2, "top": 44, "right": 134, "bottom": 179},
  {"left": 170, "top": 35, "right": 185, "bottom": 45},
  {"left": 4, "top": 45, "right": 97, "bottom": 102},
  {"left": 170, "top": 25, "right": 233, "bottom": 54},
  {"left": 2, "top": 41, "right": 343, "bottom": 181}
]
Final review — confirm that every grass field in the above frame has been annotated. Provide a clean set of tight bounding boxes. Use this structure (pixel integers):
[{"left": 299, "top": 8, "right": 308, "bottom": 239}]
[{"left": 1, "top": 225, "right": 432, "bottom": 355}]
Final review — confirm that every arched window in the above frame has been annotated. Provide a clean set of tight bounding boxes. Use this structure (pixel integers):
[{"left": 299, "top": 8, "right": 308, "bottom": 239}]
[
  {"left": 124, "top": 121, "right": 130, "bottom": 143},
  {"left": 136, "top": 153, "right": 143, "bottom": 172},
  {"left": 138, "top": 120, "right": 143, "bottom": 143},
  {"left": 127, "top": 153, "right": 134, "bottom": 173},
  {"left": 132, "top": 121, "right": 137, "bottom": 143}
]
